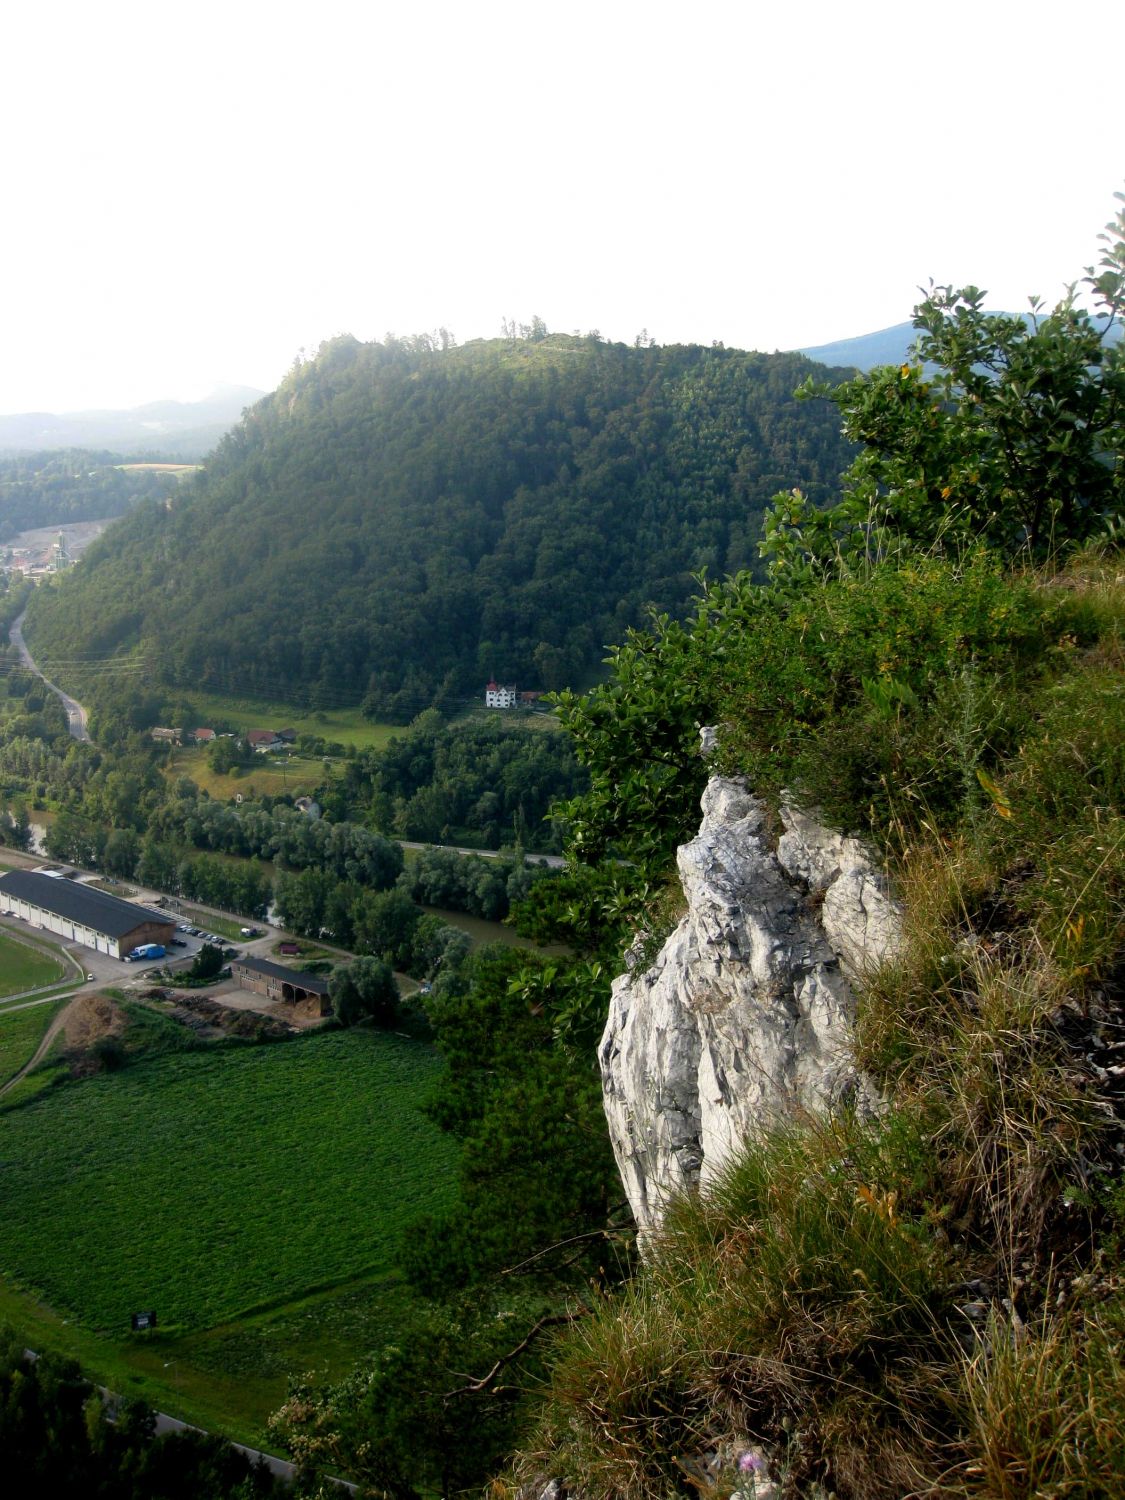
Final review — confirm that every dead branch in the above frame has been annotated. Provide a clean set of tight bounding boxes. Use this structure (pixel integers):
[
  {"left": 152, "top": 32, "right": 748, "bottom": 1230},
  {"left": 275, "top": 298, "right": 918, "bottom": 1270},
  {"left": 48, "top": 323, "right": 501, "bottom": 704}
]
[{"left": 443, "top": 1310, "right": 585, "bottom": 1398}]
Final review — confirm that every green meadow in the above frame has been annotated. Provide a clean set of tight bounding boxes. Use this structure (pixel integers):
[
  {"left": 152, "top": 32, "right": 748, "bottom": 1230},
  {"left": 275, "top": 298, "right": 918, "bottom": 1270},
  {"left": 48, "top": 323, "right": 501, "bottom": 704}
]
[
  {"left": 0, "top": 1021, "right": 457, "bottom": 1440},
  {"left": 0, "top": 997, "right": 61, "bottom": 1080},
  {"left": 164, "top": 744, "right": 333, "bottom": 801},
  {"left": 0, "top": 931, "right": 67, "bottom": 996},
  {"left": 176, "top": 691, "right": 402, "bottom": 751}
]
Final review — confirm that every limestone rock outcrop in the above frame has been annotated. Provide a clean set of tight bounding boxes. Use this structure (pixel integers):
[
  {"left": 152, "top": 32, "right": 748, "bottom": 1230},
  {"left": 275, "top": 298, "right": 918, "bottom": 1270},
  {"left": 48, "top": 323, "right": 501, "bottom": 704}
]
[{"left": 599, "top": 776, "right": 902, "bottom": 1239}]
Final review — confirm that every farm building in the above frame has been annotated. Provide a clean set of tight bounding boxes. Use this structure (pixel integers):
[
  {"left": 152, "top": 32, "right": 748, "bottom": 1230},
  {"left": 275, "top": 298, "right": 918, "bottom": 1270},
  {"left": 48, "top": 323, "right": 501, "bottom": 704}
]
[
  {"left": 230, "top": 955, "right": 331, "bottom": 1017},
  {"left": 0, "top": 870, "right": 175, "bottom": 959},
  {"left": 247, "top": 729, "right": 284, "bottom": 753}
]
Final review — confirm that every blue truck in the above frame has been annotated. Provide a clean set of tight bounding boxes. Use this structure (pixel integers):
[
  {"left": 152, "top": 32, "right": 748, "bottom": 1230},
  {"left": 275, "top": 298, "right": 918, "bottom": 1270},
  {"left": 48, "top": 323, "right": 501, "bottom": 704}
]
[{"left": 126, "top": 943, "right": 166, "bottom": 962}]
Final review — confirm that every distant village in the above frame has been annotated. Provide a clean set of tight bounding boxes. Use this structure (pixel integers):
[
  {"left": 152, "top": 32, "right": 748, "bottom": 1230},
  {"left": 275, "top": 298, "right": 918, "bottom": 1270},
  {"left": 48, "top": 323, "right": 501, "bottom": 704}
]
[
  {"left": 148, "top": 682, "right": 545, "bottom": 753},
  {"left": 150, "top": 725, "right": 300, "bottom": 751}
]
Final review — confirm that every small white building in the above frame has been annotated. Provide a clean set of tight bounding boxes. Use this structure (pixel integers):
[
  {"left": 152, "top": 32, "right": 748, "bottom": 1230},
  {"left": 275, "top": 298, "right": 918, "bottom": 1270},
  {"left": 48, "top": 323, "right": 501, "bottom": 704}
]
[{"left": 485, "top": 679, "right": 518, "bottom": 709}]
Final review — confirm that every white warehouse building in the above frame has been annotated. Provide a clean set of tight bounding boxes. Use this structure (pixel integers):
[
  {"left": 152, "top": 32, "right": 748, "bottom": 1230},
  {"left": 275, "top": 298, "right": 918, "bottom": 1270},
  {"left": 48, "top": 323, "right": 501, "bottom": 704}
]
[{"left": 0, "top": 870, "right": 175, "bottom": 959}]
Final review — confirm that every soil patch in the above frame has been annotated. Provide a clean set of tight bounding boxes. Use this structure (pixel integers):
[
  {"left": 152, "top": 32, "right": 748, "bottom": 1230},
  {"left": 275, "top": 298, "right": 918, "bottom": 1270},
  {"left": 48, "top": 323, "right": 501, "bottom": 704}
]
[
  {"left": 62, "top": 993, "right": 126, "bottom": 1049},
  {"left": 169, "top": 993, "right": 296, "bottom": 1041}
]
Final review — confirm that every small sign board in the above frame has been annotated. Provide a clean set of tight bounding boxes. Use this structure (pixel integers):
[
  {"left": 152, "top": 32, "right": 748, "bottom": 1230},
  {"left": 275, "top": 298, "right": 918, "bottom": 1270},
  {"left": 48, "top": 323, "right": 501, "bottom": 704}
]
[{"left": 131, "top": 1311, "right": 157, "bottom": 1332}]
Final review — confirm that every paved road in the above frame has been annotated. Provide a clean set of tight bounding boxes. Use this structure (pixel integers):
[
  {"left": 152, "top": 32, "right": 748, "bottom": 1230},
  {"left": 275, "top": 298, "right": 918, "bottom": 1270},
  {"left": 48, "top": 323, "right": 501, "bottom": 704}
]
[
  {"left": 400, "top": 839, "right": 564, "bottom": 868},
  {"left": 20, "top": 1348, "right": 328, "bottom": 1488},
  {"left": 10, "top": 608, "right": 90, "bottom": 741}
]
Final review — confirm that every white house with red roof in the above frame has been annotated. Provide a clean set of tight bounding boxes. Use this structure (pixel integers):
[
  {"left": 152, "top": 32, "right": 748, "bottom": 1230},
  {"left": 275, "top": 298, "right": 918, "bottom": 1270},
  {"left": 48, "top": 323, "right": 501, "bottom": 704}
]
[
  {"left": 485, "top": 680, "right": 518, "bottom": 709},
  {"left": 247, "top": 729, "right": 285, "bottom": 752}
]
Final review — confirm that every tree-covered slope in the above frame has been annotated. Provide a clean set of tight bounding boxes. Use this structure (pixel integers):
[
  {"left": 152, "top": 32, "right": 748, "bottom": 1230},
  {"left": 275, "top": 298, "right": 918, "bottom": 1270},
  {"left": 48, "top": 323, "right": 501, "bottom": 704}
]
[{"left": 24, "top": 334, "right": 854, "bottom": 718}]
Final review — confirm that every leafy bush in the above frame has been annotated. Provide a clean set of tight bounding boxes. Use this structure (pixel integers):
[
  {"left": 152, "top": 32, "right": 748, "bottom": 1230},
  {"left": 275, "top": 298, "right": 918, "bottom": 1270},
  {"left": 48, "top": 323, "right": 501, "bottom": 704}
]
[
  {"left": 761, "top": 193, "right": 1125, "bottom": 577},
  {"left": 557, "top": 549, "right": 1098, "bottom": 855},
  {"left": 328, "top": 955, "right": 399, "bottom": 1028}
]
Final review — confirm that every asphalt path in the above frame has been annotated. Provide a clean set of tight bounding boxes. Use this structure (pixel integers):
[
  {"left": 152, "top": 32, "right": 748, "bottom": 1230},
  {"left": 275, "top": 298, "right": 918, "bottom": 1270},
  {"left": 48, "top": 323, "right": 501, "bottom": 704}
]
[
  {"left": 19, "top": 1349, "right": 334, "bottom": 1488},
  {"left": 400, "top": 838, "right": 563, "bottom": 867},
  {"left": 9, "top": 607, "right": 90, "bottom": 741}
]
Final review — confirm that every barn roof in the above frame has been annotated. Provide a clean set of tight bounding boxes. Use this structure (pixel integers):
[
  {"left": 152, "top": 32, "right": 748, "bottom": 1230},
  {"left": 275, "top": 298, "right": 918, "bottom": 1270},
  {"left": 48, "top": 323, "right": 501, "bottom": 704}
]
[
  {"left": 0, "top": 870, "right": 172, "bottom": 939},
  {"left": 232, "top": 955, "right": 330, "bottom": 995}
]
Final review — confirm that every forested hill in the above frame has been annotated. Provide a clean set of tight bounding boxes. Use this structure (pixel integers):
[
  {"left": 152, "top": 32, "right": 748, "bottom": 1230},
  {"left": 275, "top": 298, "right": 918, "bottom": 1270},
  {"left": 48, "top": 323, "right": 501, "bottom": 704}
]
[{"left": 25, "top": 333, "right": 855, "bottom": 718}]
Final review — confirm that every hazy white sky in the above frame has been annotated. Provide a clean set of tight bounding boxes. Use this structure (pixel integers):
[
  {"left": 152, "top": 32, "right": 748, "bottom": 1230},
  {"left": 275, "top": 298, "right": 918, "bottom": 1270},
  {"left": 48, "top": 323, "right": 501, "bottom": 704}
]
[{"left": 1, "top": 0, "right": 1121, "bottom": 413}]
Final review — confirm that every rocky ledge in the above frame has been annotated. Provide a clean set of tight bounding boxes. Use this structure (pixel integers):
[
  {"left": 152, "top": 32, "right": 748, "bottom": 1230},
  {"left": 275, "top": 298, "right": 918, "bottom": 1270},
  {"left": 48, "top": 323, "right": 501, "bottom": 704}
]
[{"left": 599, "top": 776, "right": 902, "bottom": 1239}]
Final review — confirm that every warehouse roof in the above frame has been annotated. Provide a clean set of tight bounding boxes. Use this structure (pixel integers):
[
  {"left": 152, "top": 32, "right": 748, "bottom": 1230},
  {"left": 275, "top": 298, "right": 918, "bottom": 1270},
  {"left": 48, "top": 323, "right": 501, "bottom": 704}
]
[
  {"left": 0, "top": 870, "right": 172, "bottom": 939},
  {"left": 232, "top": 955, "right": 330, "bottom": 995}
]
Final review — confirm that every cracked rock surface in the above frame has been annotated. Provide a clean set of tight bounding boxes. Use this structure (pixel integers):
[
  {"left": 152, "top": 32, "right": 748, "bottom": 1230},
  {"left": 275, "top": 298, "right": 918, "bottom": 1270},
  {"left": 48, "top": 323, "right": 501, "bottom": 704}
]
[{"left": 599, "top": 777, "right": 902, "bottom": 1239}]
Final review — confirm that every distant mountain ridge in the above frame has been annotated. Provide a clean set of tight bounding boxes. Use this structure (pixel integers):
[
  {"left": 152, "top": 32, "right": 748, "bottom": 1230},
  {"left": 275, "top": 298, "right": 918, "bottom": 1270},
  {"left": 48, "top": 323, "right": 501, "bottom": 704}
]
[
  {"left": 0, "top": 385, "right": 265, "bottom": 459},
  {"left": 799, "top": 312, "right": 1121, "bottom": 372}
]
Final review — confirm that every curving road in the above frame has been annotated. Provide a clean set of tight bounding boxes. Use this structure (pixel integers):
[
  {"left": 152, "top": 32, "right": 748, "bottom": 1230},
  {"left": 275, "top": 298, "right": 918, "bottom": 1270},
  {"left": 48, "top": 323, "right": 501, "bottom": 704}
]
[{"left": 9, "top": 608, "right": 90, "bottom": 741}]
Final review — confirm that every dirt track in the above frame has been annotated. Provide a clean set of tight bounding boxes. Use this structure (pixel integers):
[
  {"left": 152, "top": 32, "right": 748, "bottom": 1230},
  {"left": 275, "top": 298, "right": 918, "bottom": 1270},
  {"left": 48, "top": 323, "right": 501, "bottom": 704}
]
[
  {"left": 0, "top": 995, "right": 76, "bottom": 1097},
  {"left": 0, "top": 993, "right": 123, "bottom": 1097}
]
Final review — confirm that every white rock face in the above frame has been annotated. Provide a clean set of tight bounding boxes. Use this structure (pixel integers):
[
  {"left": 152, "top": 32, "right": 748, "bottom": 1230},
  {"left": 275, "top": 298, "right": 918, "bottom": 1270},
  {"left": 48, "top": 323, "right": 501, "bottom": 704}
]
[
  {"left": 776, "top": 798, "right": 903, "bottom": 981},
  {"left": 599, "top": 777, "right": 902, "bottom": 1239}
]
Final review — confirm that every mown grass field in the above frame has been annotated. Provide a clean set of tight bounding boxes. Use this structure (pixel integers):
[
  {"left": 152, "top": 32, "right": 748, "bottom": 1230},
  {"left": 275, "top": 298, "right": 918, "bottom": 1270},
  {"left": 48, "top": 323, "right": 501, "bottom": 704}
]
[
  {"left": 0, "top": 1264, "right": 419, "bottom": 1450},
  {"left": 164, "top": 744, "right": 334, "bottom": 801},
  {"left": 0, "top": 1027, "right": 454, "bottom": 1332},
  {"left": 175, "top": 692, "right": 402, "bottom": 751},
  {"left": 0, "top": 931, "right": 67, "bottom": 995},
  {"left": 0, "top": 1022, "right": 457, "bottom": 1439}
]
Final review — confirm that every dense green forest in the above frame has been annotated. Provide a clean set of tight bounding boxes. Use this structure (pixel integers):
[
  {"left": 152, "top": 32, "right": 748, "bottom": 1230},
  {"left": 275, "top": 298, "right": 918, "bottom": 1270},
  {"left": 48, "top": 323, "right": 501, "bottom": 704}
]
[
  {"left": 23, "top": 335, "right": 855, "bottom": 719},
  {"left": 0, "top": 450, "right": 176, "bottom": 544},
  {"left": 334, "top": 710, "right": 584, "bottom": 848}
]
